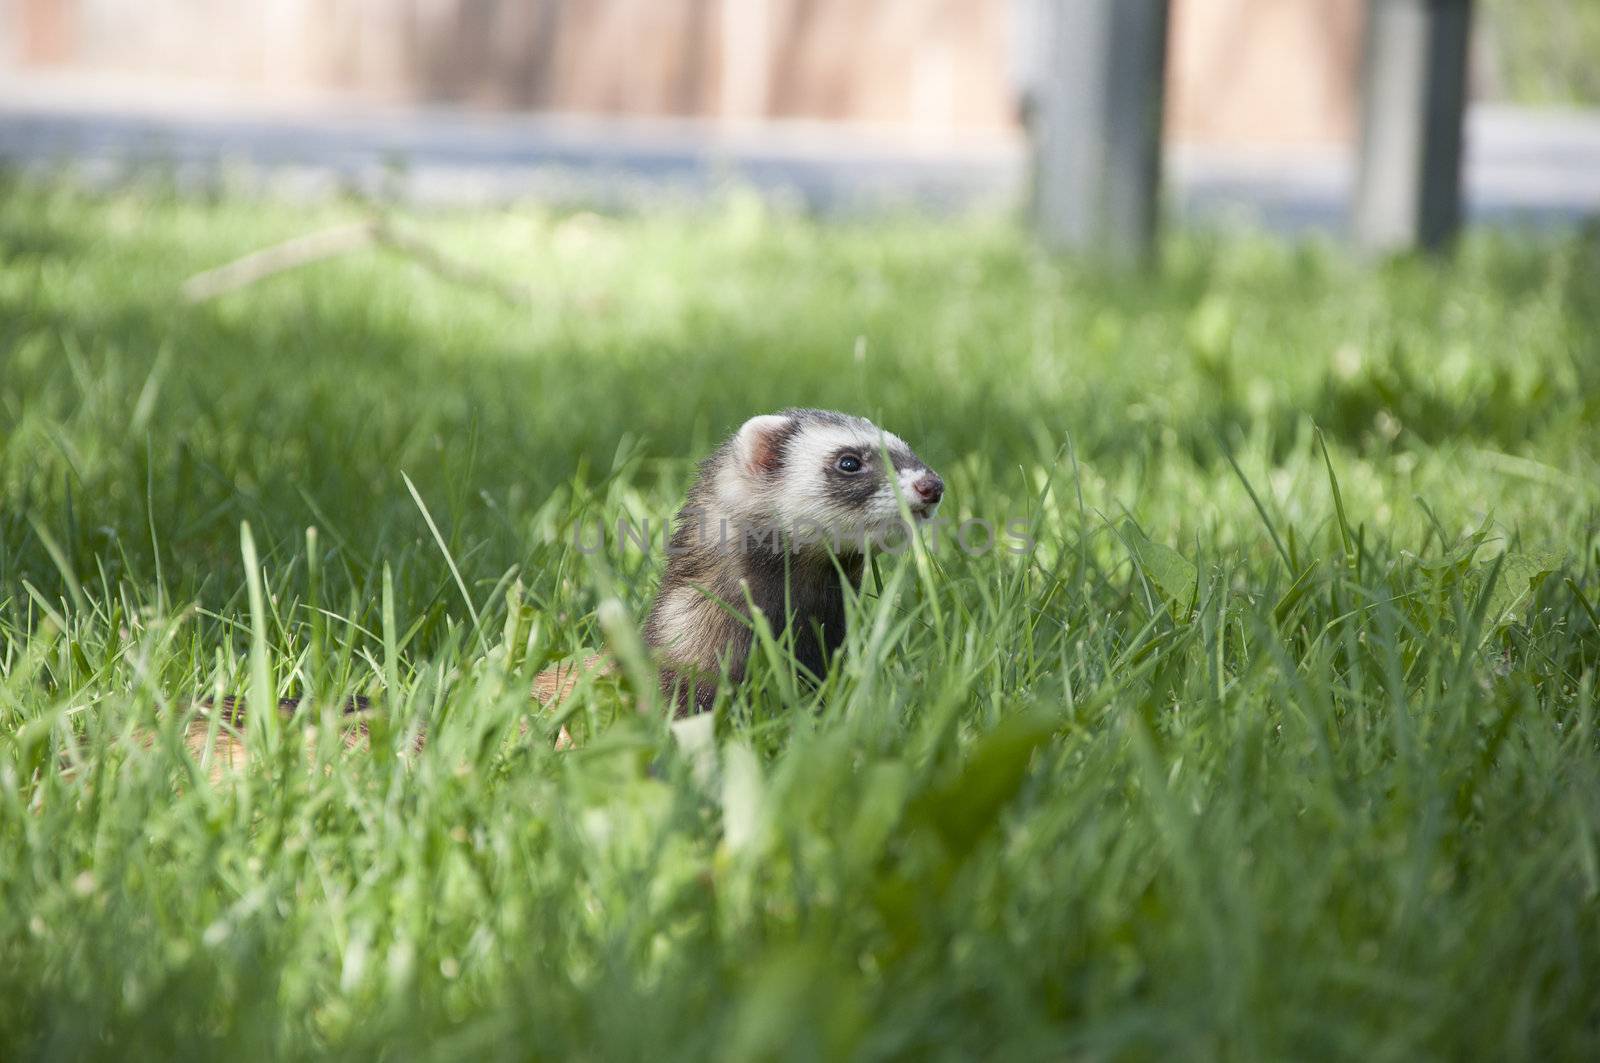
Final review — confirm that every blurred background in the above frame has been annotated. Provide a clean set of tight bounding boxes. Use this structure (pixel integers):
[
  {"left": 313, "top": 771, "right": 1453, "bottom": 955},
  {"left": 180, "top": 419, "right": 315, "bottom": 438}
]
[{"left": 2, "top": 0, "right": 1596, "bottom": 232}]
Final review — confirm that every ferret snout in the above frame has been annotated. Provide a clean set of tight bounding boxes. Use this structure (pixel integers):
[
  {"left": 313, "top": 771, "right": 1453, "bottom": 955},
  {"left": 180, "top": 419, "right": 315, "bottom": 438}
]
[{"left": 911, "top": 472, "right": 944, "bottom": 504}]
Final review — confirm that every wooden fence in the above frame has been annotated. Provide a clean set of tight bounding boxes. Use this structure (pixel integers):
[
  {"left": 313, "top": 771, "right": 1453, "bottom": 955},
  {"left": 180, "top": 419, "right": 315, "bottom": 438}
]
[{"left": 6, "top": 0, "right": 1367, "bottom": 143}]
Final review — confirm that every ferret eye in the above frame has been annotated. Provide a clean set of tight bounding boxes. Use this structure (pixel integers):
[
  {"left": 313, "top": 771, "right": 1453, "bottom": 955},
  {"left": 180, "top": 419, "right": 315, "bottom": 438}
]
[{"left": 836, "top": 454, "right": 863, "bottom": 473}]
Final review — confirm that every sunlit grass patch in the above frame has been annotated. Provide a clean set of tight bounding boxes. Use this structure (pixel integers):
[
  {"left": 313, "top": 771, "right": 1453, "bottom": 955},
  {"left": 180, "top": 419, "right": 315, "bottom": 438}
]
[{"left": 2, "top": 177, "right": 1599, "bottom": 1059}]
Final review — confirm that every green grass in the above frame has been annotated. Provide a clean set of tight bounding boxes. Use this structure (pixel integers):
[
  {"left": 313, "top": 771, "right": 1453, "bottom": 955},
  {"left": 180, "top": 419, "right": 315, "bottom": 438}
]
[
  {"left": 1484, "top": 0, "right": 1600, "bottom": 106},
  {"left": 2, "top": 175, "right": 1599, "bottom": 1060}
]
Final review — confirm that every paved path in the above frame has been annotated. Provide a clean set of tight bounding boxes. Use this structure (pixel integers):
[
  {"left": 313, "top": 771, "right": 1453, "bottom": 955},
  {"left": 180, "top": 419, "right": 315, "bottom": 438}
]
[{"left": 2, "top": 77, "right": 1597, "bottom": 231}]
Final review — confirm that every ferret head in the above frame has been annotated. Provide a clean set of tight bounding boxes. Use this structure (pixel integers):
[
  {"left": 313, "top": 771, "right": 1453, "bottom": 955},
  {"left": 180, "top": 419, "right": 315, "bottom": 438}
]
[{"left": 709, "top": 408, "right": 944, "bottom": 551}]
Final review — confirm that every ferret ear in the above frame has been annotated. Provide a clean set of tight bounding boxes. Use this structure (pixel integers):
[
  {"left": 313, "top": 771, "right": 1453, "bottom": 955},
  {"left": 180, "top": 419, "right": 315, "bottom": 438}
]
[{"left": 733, "top": 414, "right": 792, "bottom": 476}]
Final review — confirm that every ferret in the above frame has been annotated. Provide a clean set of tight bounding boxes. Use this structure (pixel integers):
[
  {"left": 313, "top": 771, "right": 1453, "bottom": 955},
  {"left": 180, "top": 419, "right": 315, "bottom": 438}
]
[
  {"left": 644, "top": 408, "right": 943, "bottom": 712},
  {"left": 158, "top": 409, "right": 942, "bottom": 774}
]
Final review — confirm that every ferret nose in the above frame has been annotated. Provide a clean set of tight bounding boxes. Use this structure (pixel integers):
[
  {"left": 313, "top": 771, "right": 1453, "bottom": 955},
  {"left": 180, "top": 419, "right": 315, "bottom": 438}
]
[{"left": 912, "top": 473, "right": 944, "bottom": 504}]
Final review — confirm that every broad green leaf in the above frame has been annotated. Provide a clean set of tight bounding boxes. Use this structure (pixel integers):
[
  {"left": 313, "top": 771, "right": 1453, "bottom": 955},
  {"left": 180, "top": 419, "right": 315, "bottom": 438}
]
[
  {"left": 911, "top": 714, "right": 1055, "bottom": 862},
  {"left": 1123, "top": 520, "right": 1198, "bottom": 618},
  {"left": 1484, "top": 549, "right": 1563, "bottom": 624}
]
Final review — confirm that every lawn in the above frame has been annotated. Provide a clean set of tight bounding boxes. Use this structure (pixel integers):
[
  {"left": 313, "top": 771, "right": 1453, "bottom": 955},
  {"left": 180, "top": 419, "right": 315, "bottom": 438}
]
[{"left": 2, "top": 176, "right": 1598, "bottom": 1060}]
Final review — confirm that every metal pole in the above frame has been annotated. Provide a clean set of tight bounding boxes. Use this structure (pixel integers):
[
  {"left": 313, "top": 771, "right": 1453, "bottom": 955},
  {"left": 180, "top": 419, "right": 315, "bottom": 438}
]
[
  {"left": 1028, "top": 0, "right": 1171, "bottom": 264},
  {"left": 1355, "top": 0, "right": 1474, "bottom": 252}
]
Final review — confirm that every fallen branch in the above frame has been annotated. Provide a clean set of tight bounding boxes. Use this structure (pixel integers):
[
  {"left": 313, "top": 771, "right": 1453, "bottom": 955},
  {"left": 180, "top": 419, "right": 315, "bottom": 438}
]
[
  {"left": 181, "top": 216, "right": 532, "bottom": 308},
  {"left": 370, "top": 217, "right": 533, "bottom": 309},
  {"left": 182, "top": 221, "right": 376, "bottom": 302}
]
